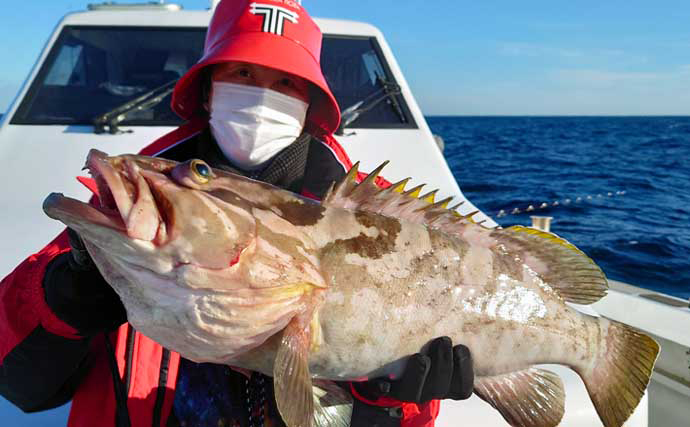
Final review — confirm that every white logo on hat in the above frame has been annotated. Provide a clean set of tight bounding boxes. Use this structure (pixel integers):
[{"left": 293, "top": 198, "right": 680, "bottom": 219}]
[{"left": 249, "top": 3, "right": 299, "bottom": 36}]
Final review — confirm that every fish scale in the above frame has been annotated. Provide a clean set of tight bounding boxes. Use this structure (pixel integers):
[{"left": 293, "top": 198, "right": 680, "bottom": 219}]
[{"left": 44, "top": 149, "right": 659, "bottom": 427}]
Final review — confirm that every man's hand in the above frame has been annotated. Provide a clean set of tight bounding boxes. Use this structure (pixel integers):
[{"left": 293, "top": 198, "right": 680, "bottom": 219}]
[
  {"left": 349, "top": 337, "right": 473, "bottom": 427},
  {"left": 66, "top": 227, "right": 97, "bottom": 271},
  {"left": 355, "top": 336, "right": 474, "bottom": 403},
  {"left": 43, "top": 228, "right": 127, "bottom": 336}
]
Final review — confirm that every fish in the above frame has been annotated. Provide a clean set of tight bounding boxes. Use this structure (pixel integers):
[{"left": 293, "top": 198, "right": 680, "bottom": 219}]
[{"left": 43, "top": 149, "right": 659, "bottom": 427}]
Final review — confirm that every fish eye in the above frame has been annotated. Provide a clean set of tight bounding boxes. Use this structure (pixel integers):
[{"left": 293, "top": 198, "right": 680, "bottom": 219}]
[{"left": 190, "top": 159, "right": 212, "bottom": 184}]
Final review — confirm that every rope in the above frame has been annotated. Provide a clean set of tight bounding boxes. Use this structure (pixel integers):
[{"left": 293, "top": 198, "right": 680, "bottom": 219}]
[{"left": 495, "top": 190, "right": 626, "bottom": 218}]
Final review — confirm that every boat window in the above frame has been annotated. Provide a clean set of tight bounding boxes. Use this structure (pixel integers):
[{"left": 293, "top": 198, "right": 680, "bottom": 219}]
[
  {"left": 12, "top": 26, "right": 206, "bottom": 125},
  {"left": 12, "top": 28, "right": 416, "bottom": 129},
  {"left": 321, "top": 36, "right": 416, "bottom": 129}
]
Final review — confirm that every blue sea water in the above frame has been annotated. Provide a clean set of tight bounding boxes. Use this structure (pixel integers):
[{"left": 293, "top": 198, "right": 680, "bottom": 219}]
[{"left": 428, "top": 116, "right": 690, "bottom": 300}]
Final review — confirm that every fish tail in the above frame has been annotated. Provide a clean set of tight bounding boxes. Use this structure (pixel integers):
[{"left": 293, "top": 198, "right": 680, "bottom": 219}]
[{"left": 578, "top": 317, "right": 659, "bottom": 427}]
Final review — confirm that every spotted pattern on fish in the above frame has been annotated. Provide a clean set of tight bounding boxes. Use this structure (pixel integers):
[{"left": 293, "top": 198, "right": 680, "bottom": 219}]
[
  {"left": 251, "top": 213, "right": 325, "bottom": 289},
  {"left": 492, "top": 244, "right": 524, "bottom": 284},
  {"left": 274, "top": 200, "right": 325, "bottom": 226},
  {"left": 319, "top": 211, "right": 402, "bottom": 260}
]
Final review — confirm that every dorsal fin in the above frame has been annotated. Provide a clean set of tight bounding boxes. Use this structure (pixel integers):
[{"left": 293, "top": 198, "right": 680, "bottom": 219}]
[
  {"left": 322, "top": 162, "right": 497, "bottom": 232},
  {"left": 494, "top": 225, "right": 608, "bottom": 304}
]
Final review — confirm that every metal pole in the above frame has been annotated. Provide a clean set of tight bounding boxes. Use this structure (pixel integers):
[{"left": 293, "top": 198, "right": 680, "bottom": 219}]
[{"left": 530, "top": 216, "right": 553, "bottom": 232}]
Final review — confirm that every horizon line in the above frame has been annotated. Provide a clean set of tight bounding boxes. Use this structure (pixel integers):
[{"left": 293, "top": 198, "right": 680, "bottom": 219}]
[{"left": 424, "top": 114, "right": 690, "bottom": 117}]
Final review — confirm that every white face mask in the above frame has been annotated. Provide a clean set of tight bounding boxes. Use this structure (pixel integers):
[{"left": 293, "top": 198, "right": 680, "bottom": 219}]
[{"left": 209, "top": 82, "right": 309, "bottom": 170}]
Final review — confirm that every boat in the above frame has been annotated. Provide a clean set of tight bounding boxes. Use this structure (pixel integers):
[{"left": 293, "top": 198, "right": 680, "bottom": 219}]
[{"left": 0, "top": 2, "right": 687, "bottom": 426}]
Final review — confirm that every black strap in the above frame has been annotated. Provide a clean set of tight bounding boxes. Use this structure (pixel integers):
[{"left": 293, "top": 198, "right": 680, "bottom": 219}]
[
  {"left": 152, "top": 349, "right": 171, "bottom": 427},
  {"left": 246, "top": 373, "right": 268, "bottom": 427},
  {"left": 123, "top": 326, "right": 135, "bottom": 397},
  {"left": 104, "top": 332, "right": 132, "bottom": 427}
]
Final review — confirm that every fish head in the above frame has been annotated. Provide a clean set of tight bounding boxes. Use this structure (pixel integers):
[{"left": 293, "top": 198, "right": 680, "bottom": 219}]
[
  {"left": 43, "top": 149, "right": 259, "bottom": 274},
  {"left": 44, "top": 150, "right": 323, "bottom": 363}
]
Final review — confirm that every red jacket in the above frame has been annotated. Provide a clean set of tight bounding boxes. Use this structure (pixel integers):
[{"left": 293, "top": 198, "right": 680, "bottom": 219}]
[{"left": 0, "top": 118, "right": 439, "bottom": 427}]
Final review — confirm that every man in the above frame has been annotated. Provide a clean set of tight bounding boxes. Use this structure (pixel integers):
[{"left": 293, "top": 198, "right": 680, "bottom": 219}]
[{"left": 0, "top": 1, "right": 473, "bottom": 426}]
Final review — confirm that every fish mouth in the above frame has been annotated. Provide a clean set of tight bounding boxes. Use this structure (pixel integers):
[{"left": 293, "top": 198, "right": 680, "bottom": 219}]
[{"left": 44, "top": 149, "right": 169, "bottom": 242}]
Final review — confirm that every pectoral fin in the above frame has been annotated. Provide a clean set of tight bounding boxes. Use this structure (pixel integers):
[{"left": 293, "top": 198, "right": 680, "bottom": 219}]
[
  {"left": 274, "top": 316, "right": 314, "bottom": 427},
  {"left": 474, "top": 367, "right": 565, "bottom": 427}
]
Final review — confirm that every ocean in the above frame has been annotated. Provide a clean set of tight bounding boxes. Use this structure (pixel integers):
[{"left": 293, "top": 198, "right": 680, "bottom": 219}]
[{"left": 428, "top": 116, "right": 690, "bottom": 300}]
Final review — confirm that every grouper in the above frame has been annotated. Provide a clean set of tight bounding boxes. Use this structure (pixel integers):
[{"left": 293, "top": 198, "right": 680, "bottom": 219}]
[{"left": 43, "top": 149, "right": 659, "bottom": 427}]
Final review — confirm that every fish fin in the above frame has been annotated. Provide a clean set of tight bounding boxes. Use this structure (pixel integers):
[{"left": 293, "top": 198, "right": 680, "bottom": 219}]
[
  {"left": 577, "top": 317, "right": 659, "bottom": 427},
  {"left": 323, "top": 162, "right": 359, "bottom": 203},
  {"left": 474, "top": 367, "right": 565, "bottom": 427},
  {"left": 312, "top": 380, "right": 353, "bottom": 427},
  {"left": 497, "top": 225, "right": 608, "bottom": 304},
  {"left": 323, "top": 162, "right": 497, "bottom": 230},
  {"left": 274, "top": 317, "right": 314, "bottom": 427}
]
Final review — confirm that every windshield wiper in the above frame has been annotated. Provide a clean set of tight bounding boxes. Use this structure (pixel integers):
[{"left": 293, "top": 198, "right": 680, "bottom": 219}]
[
  {"left": 335, "top": 75, "right": 403, "bottom": 135},
  {"left": 93, "top": 79, "right": 178, "bottom": 134}
]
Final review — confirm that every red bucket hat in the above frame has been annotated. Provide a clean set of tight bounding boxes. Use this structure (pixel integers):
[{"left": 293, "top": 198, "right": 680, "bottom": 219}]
[{"left": 171, "top": 0, "right": 340, "bottom": 135}]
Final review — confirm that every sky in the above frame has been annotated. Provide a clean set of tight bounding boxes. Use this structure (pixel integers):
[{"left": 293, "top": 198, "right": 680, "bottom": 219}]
[{"left": 2, "top": 0, "right": 690, "bottom": 115}]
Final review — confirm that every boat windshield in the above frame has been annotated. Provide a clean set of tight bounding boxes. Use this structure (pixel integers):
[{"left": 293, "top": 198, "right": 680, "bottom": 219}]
[
  {"left": 12, "top": 26, "right": 415, "bottom": 129},
  {"left": 12, "top": 26, "right": 206, "bottom": 126},
  {"left": 321, "top": 36, "right": 415, "bottom": 129}
]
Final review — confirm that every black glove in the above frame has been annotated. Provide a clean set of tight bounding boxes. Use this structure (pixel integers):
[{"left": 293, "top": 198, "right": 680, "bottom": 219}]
[
  {"left": 350, "top": 337, "right": 474, "bottom": 427},
  {"left": 66, "top": 227, "right": 97, "bottom": 272},
  {"left": 43, "top": 228, "right": 127, "bottom": 336}
]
